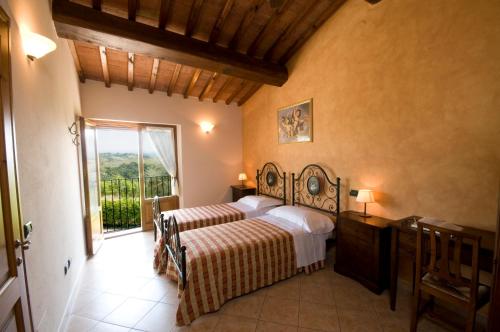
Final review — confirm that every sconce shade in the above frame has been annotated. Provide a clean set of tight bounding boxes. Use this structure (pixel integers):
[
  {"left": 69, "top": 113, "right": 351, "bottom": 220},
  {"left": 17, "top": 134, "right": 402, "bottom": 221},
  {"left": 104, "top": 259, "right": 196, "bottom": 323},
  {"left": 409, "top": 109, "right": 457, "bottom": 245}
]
[
  {"left": 356, "top": 189, "right": 375, "bottom": 203},
  {"left": 238, "top": 173, "right": 247, "bottom": 181},
  {"left": 200, "top": 121, "right": 214, "bottom": 134},
  {"left": 22, "top": 31, "right": 57, "bottom": 60}
]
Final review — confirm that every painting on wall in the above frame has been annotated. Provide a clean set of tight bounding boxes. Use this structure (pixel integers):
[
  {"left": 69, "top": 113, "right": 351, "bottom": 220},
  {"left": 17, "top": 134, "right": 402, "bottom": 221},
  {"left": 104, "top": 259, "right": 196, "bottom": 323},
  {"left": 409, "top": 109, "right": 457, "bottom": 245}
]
[{"left": 278, "top": 99, "right": 313, "bottom": 144}]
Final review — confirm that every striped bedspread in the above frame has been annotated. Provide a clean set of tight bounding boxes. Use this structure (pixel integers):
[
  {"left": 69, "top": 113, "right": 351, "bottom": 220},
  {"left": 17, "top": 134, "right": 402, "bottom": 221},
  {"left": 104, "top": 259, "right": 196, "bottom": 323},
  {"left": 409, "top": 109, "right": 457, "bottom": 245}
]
[
  {"left": 166, "top": 203, "right": 245, "bottom": 232},
  {"left": 166, "top": 218, "right": 297, "bottom": 326}
]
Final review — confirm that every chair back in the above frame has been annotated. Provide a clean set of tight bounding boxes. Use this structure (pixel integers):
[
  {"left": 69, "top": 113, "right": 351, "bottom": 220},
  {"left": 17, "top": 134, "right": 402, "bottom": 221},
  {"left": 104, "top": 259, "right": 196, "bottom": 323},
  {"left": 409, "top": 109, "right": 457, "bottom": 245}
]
[{"left": 416, "top": 221, "right": 482, "bottom": 291}]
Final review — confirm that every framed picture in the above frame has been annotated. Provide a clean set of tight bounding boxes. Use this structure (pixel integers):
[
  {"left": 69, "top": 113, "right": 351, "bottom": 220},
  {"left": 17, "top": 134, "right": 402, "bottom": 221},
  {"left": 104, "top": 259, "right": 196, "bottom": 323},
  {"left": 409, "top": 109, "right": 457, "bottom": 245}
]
[{"left": 277, "top": 99, "right": 313, "bottom": 144}]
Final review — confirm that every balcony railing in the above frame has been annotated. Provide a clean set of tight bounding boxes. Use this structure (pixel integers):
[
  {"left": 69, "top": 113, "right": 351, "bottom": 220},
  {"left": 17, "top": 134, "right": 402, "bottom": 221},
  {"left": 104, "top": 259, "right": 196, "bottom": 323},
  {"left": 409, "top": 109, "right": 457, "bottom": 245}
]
[{"left": 101, "top": 175, "right": 171, "bottom": 233}]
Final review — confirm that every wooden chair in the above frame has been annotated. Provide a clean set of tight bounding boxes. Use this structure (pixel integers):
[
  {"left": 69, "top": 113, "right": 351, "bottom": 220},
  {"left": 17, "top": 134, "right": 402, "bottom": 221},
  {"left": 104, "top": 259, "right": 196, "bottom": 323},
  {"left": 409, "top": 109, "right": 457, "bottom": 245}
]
[{"left": 410, "top": 221, "right": 490, "bottom": 332}]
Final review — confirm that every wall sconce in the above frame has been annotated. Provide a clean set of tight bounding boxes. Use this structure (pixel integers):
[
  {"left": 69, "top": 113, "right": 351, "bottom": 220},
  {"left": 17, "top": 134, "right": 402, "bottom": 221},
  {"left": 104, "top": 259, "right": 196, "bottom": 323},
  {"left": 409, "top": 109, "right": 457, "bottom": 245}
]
[
  {"left": 200, "top": 121, "right": 214, "bottom": 134},
  {"left": 22, "top": 30, "right": 57, "bottom": 61},
  {"left": 68, "top": 122, "right": 80, "bottom": 146}
]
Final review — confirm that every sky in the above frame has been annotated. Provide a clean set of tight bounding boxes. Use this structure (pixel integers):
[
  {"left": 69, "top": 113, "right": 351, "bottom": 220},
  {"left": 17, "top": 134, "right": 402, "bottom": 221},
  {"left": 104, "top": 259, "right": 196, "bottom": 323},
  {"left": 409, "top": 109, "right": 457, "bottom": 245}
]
[{"left": 96, "top": 128, "right": 156, "bottom": 154}]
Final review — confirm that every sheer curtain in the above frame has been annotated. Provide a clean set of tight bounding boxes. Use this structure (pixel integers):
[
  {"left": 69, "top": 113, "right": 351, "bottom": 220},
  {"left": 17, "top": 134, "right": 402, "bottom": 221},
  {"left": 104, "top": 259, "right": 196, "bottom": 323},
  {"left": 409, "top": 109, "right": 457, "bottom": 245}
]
[{"left": 145, "top": 126, "right": 179, "bottom": 195}]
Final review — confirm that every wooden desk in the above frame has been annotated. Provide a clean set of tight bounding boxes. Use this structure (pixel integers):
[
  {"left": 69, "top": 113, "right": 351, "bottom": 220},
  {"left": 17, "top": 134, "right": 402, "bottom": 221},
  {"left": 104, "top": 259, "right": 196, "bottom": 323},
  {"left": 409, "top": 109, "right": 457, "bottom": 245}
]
[{"left": 389, "top": 216, "right": 495, "bottom": 311}]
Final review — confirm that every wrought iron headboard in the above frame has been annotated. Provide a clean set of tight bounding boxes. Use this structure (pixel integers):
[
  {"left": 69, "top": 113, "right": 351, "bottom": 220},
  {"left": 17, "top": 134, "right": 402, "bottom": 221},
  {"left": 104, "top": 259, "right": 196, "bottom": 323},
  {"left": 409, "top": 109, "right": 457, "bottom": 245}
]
[
  {"left": 292, "top": 164, "right": 340, "bottom": 217},
  {"left": 256, "top": 162, "right": 287, "bottom": 205}
]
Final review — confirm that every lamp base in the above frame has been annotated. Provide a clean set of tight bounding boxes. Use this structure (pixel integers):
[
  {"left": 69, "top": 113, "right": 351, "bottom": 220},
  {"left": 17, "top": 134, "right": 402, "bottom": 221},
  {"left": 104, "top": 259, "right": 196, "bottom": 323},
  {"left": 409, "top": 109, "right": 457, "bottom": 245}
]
[{"left": 359, "top": 213, "right": 372, "bottom": 218}]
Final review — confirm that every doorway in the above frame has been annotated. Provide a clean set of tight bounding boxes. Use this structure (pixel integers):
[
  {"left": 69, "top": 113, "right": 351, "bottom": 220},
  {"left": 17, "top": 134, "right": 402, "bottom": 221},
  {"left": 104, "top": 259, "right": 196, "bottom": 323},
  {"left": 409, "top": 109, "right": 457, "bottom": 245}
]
[{"left": 80, "top": 120, "right": 180, "bottom": 255}]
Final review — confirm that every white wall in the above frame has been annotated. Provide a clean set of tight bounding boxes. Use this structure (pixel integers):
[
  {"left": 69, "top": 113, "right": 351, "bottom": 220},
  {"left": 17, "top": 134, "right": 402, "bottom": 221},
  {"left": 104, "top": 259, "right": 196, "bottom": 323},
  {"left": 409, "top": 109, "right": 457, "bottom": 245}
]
[
  {"left": 0, "top": 0, "right": 86, "bottom": 331},
  {"left": 80, "top": 81, "right": 243, "bottom": 207}
]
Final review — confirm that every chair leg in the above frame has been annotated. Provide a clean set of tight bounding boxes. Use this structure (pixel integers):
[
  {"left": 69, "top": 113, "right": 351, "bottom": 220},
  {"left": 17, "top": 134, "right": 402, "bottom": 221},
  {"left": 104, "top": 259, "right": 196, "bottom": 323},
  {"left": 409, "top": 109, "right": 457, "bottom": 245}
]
[
  {"left": 465, "top": 310, "right": 476, "bottom": 332},
  {"left": 410, "top": 290, "right": 421, "bottom": 332}
]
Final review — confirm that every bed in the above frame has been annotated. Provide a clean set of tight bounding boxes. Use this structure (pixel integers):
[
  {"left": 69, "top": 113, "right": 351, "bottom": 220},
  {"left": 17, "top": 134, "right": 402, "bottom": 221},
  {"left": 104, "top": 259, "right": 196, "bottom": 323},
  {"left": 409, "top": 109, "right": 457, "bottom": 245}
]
[
  {"left": 153, "top": 162, "right": 286, "bottom": 272},
  {"left": 161, "top": 164, "right": 340, "bottom": 326}
]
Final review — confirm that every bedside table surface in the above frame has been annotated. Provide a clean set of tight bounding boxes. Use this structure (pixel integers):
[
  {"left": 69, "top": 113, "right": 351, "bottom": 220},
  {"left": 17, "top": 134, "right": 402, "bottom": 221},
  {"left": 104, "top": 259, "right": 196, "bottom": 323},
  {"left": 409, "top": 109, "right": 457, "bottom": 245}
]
[
  {"left": 340, "top": 211, "right": 392, "bottom": 229},
  {"left": 230, "top": 185, "right": 255, "bottom": 190}
]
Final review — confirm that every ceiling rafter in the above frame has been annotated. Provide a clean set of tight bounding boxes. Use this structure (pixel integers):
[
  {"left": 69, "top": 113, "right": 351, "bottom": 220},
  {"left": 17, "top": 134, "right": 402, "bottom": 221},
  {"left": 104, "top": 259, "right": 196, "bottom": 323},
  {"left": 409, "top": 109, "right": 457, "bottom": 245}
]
[
  {"left": 149, "top": 58, "right": 160, "bottom": 93},
  {"left": 128, "top": 0, "right": 137, "bottom": 21},
  {"left": 92, "top": 0, "right": 101, "bottom": 11},
  {"left": 263, "top": 0, "right": 316, "bottom": 60},
  {"left": 185, "top": 0, "right": 205, "bottom": 37},
  {"left": 67, "top": 40, "right": 85, "bottom": 83},
  {"left": 246, "top": 0, "right": 292, "bottom": 56},
  {"left": 52, "top": 0, "right": 288, "bottom": 87},
  {"left": 213, "top": 77, "right": 233, "bottom": 103},
  {"left": 208, "top": 0, "right": 235, "bottom": 44},
  {"left": 127, "top": 52, "right": 134, "bottom": 90},
  {"left": 98, "top": 46, "right": 110, "bottom": 87},
  {"left": 238, "top": 83, "right": 261, "bottom": 106},
  {"left": 226, "top": 80, "right": 246, "bottom": 105},
  {"left": 279, "top": 0, "right": 345, "bottom": 63},
  {"left": 184, "top": 69, "right": 202, "bottom": 98},
  {"left": 228, "top": 0, "right": 266, "bottom": 50},
  {"left": 199, "top": 72, "right": 218, "bottom": 101},
  {"left": 158, "top": 0, "right": 171, "bottom": 30},
  {"left": 167, "top": 64, "right": 182, "bottom": 96}
]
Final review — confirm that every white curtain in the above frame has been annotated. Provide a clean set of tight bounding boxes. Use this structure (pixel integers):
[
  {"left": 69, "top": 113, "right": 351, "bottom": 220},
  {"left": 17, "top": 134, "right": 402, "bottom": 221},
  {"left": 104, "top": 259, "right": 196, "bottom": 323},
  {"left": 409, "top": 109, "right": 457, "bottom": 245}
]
[{"left": 145, "top": 127, "right": 179, "bottom": 195}]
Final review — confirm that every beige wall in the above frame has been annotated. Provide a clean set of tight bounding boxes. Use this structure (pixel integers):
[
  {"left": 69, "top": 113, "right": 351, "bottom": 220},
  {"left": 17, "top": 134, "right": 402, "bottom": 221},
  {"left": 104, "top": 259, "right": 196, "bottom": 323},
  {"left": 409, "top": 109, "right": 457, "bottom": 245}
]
[
  {"left": 80, "top": 80, "right": 243, "bottom": 208},
  {"left": 1, "top": 0, "right": 86, "bottom": 330},
  {"left": 243, "top": 0, "right": 500, "bottom": 231}
]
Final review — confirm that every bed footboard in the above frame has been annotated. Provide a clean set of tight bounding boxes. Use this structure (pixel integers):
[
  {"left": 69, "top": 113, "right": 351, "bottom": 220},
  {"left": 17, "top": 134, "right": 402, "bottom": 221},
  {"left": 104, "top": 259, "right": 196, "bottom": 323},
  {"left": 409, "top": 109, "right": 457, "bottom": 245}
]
[{"left": 163, "top": 214, "right": 187, "bottom": 289}]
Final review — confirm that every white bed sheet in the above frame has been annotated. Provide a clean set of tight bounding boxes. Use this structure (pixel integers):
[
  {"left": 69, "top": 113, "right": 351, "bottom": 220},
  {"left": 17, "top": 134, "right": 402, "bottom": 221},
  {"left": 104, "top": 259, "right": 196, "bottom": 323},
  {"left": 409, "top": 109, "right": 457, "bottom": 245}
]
[
  {"left": 227, "top": 201, "right": 278, "bottom": 219},
  {"left": 258, "top": 214, "right": 332, "bottom": 269}
]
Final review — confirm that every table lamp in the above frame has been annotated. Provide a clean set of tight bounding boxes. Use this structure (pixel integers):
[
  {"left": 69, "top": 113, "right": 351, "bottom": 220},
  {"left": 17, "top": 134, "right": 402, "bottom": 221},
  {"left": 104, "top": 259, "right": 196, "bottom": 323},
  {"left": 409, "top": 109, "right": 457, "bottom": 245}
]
[
  {"left": 238, "top": 173, "right": 247, "bottom": 186},
  {"left": 356, "top": 189, "right": 375, "bottom": 217}
]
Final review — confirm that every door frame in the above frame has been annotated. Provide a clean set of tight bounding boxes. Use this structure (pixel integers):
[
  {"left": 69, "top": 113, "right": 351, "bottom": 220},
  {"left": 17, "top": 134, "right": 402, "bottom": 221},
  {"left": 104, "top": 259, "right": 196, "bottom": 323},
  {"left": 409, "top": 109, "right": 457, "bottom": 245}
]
[
  {"left": 0, "top": 6, "right": 33, "bottom": 331},
  {"left": 81, "top": 118, "right": 179, "bottom": 235}
]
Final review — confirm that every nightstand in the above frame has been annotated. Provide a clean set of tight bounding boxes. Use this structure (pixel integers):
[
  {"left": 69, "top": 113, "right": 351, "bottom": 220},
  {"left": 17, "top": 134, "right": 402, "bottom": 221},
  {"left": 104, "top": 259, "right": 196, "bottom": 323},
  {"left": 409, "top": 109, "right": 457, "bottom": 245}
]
[
  {"left": 230, "top": 185, "right": 256, "bottom": 202},
  {"left": 335, "top": 211, "right": 392, "bottom": 294}
]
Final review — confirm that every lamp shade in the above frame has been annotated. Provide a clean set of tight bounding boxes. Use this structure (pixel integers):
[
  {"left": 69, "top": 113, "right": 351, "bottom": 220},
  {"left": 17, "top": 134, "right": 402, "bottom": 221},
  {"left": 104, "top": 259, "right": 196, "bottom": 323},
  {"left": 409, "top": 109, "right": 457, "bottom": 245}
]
[
  {"left": 238, "top": 173, "right": 247, "bottom": 181},
  {"left": 356, "top": 189, "right": 375, "bottom": 203},
  {"left": 22, "top": 31, "right": 57, "bottom": 60},
  {"left": 200, "top": 121, "right": 214, "bottom": 133}
]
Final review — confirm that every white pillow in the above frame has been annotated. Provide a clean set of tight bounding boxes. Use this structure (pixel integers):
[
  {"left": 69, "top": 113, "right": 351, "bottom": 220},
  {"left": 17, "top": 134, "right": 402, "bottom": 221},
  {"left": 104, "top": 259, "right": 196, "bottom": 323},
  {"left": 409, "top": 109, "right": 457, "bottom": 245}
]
[
  {"left": 238, "top": 195, "right": 282, "bottom": 210},
  {"left": 267, "top": 205, "right": 334, "bottom": 234}
]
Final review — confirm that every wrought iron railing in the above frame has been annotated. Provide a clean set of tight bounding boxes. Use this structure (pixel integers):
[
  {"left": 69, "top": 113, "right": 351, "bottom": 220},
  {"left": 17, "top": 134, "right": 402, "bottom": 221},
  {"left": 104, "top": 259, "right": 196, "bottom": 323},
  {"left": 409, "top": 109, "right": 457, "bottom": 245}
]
[{"left": 101, "top": 175, "right": 171, "bottom": 233}]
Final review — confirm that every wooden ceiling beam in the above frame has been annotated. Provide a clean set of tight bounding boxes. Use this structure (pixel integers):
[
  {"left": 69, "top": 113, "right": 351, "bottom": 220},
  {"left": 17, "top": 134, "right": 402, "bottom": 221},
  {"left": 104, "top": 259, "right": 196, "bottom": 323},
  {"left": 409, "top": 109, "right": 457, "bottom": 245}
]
[
  {"left": 238, "top": 83, "right": 261, "bottom": 106},
  {"left": 98, "top": 46, "right": 110, "bottom": 87},
  {"left": 158, "top": 0, "right": 171, "bottom": 30},
  {"left": 168, "top": 64, "right": 182, "bottom": 96},
  {"left": 67, "top": 40, "right": 85, "bottom": 83},
  {"left": 127, "top": 52, "right": 134, "bottom": 91},
  {"left": 128, "top": 0, "right": 137, "bottom": 21},
  {"left": 185, "top": 0, "right": 204, "bottom": 37},
  {"left": 246, "top": 0, "right": 292, "bottom": 56},
  {"left": 184, "top": 69, "right": 202, "bottom": 98},
  {"left": 228, "top": 0, "right": 266, "bottom": 50},
  {"left": 279, "top": 0, "right": 345, "bottom": 63},
  {"left": 263, "top": 0, "right": 316, "bottom": 61},
  {"left": 213, "top": 77, "right": 233, "bottom": 103},
  {"left": 92, "top": 0, "right": 101, "bottom": 11},
  {"left": 199, "top": 72, "right": 218, "bottom": 101},
  {"left": 148, "top": 58, "right": 160, "bottom": 93},
  {"left": 52, "top": 0, "right": 288, "bottom": 86},
  {"left": 209, "top": 0, "right": 235, "bottom": 44},
  {"left": 226, "top": 80, "right": 246, "bottom": 105}
]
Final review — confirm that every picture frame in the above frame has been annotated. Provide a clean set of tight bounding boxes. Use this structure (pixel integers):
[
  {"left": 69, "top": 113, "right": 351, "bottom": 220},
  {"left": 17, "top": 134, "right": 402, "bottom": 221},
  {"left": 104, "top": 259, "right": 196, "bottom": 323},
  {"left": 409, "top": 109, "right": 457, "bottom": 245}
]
[{"left": 277, "top": 99, "right": 313, "bottom": 144}]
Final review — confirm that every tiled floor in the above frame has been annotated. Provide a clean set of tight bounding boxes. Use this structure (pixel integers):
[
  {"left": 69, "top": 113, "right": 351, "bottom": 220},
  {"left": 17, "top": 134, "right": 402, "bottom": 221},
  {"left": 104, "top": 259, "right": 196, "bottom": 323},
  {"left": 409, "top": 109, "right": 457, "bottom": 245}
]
[{"left": 65, "top": 231, "right": 449, "bottom": 332}]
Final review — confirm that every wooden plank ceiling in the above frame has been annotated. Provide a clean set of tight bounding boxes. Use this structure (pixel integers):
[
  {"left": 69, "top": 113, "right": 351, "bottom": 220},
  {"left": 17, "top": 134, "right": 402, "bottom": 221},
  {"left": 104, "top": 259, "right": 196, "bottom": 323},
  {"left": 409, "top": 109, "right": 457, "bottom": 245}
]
[{"left": 58, "top": 0, "right": 345, "bottom": 106}]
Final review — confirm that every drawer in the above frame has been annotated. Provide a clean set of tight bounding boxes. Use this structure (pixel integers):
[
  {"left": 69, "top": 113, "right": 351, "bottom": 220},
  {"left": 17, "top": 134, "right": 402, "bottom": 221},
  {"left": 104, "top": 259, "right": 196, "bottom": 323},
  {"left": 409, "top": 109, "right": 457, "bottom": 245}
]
[{"left": 339, "top": 219, "right": 376, "bottom": 246}]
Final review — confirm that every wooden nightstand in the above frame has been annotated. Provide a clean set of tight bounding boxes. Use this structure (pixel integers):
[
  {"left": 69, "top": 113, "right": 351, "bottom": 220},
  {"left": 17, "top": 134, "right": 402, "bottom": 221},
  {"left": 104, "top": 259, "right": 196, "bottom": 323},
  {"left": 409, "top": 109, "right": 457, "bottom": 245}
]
[
  {"left": 230, "top": 185, "right": 256, "bottom": 202},
  {"left": 335, "top": 211, "right": 392, "bottom": 294}
]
